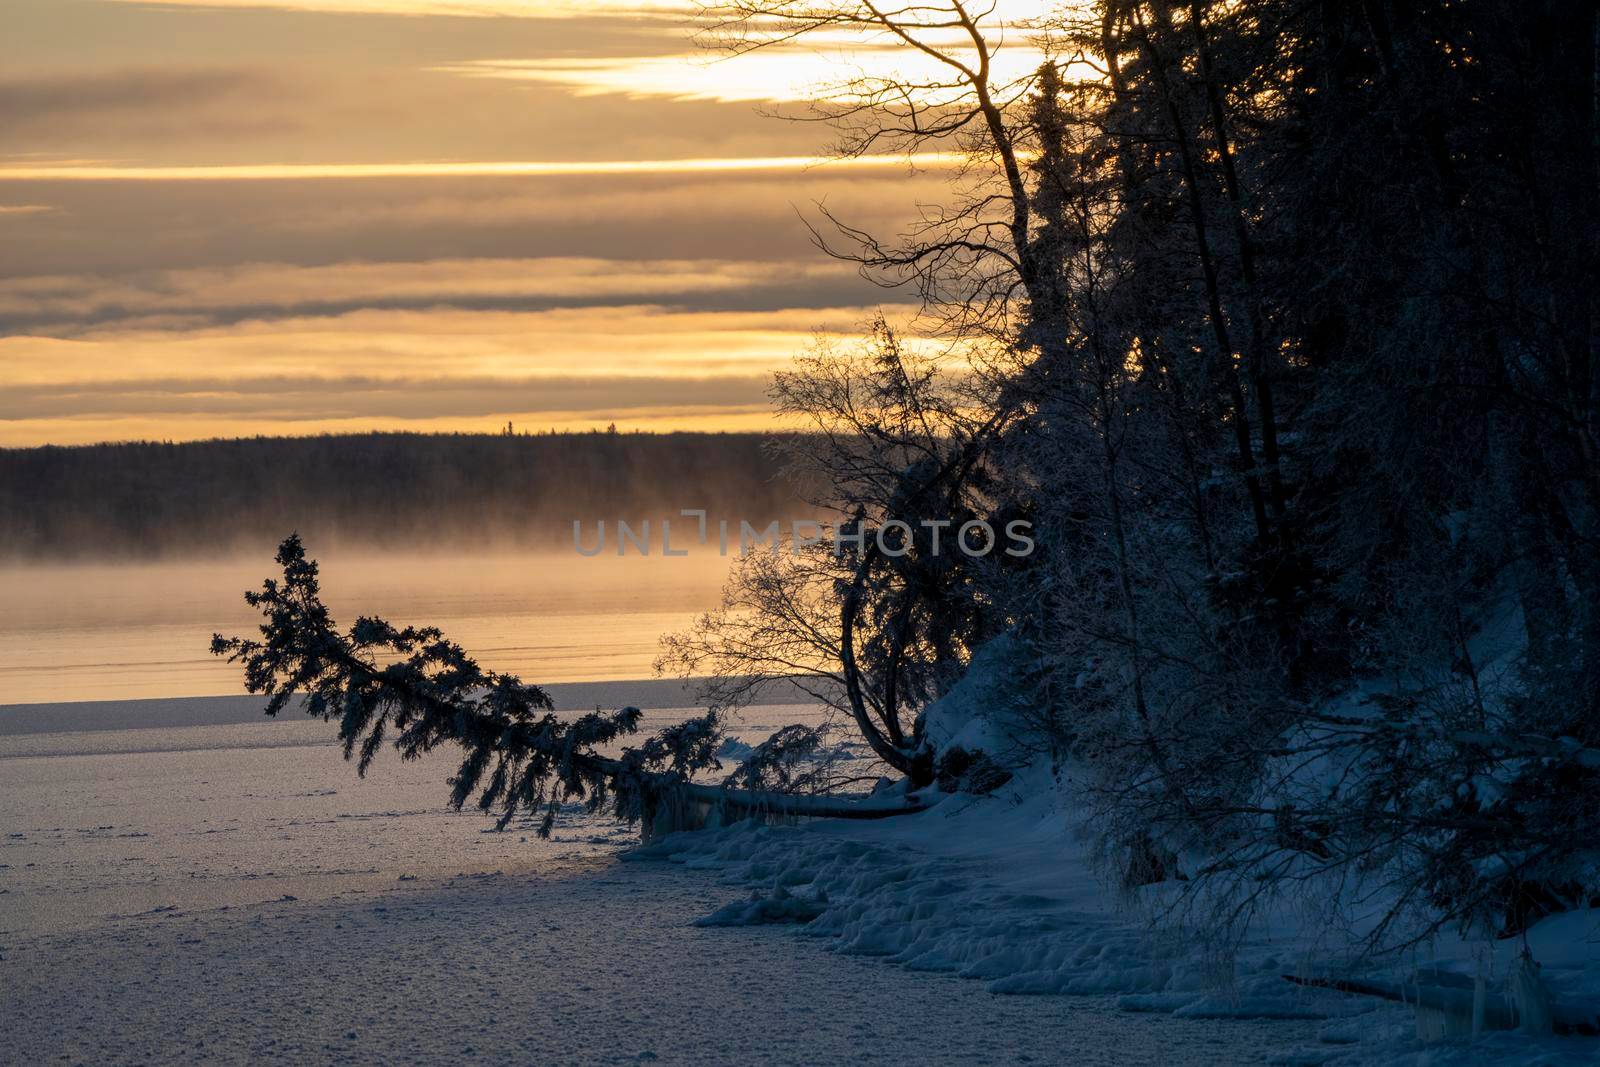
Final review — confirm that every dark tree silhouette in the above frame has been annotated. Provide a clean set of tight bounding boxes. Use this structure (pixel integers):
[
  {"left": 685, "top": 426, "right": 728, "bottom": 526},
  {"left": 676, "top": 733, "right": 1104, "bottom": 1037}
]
[{"left": 214, "top": 535, "right": 928, "bottom": 836}]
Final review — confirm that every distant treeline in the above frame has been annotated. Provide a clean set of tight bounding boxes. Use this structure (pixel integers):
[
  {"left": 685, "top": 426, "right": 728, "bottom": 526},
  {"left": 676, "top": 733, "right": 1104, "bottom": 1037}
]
[{"left": 0, "top": 432, "right": 812, "bottom": 561}]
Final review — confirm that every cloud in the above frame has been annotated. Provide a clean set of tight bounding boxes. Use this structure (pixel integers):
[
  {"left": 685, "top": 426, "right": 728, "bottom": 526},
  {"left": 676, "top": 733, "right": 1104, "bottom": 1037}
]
[
  {"left": 0, "top": 372, "right": 776, "bottom": 420},
  {"left": 101, "top": 0, "right": 695, "bottom": 16},
  {"left": 0, "top": 358, "right": 802, "bottom": 445},
  {"left": 0, "top": 0, "right": 983, "bottom": 446},
  {"left": 0, "top": 256, "right": 902, "bottom": 335},
  {"left": 0, "top": 166, "right": 949, "bottom": 291},
  {"left": 0, "top": 301, "right": 911, "bottom": 382},
  {"left": 3, "top": 12, "right": 796, "bottom": 168},
  {"left": 0, "top": 69, "right": 290, "bottom": 132},
  {"left": 443, "top": 45, "right": 1051, "bottom": 105},
  {"left": 0, "top": 298, "right": 934, "bottom": 444},
  {"left": 0, "top": 153, "right": 961, "bottom": 182}
]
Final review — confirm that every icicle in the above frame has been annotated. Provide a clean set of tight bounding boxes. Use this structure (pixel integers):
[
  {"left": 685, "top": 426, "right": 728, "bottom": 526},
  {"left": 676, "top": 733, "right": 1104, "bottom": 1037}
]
[
  {"left": 1508, "top": 949, "right": 1554, "bottom": 1035},
  {"left": 1471, "top": 944, "right": 1487, "bottom": 1039}
]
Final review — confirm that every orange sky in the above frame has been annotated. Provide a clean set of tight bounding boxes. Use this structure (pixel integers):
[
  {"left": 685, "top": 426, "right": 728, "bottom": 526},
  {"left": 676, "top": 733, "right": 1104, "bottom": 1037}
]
[{"left": 0, "top": 0, "right": 1040, "bottom": 446}]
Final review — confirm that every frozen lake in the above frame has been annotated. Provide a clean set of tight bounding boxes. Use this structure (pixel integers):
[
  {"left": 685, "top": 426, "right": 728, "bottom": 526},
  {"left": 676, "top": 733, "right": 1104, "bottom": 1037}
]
[
  {"left": 0, "top": 554, "right": 1431, "bottom": 1063},
  {"left": 0, "top": 701, "right": 825, "bottom": 935},
  {"left": 5, "top": 860, "right": 1325, "bottom": 1065},
  {"left": 1, "top": 706, "right": 1325, "bottom": 1065}
]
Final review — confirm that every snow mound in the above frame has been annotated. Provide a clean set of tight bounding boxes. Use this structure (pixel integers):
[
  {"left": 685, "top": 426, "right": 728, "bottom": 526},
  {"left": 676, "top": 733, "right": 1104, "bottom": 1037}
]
[
  {"left": 715, "top": 737, "right": 755, "bottom": 762},
  {"left": 630, "top": 750, "right": 1600, "bottom": 1063},
  {"left": 695, "top": 885, "right": 829, "bottom": 926},
  {"left": 916, "top": 633, "right": 1025, "bottom": 761},
  {"left": 632, "top": 769, "right": 1354, "bottom": 1016}
]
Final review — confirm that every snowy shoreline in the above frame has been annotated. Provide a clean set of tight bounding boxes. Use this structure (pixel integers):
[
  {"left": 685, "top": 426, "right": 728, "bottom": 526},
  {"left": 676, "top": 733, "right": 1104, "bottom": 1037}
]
[
  {"left": 5, "top": 850, "right": 1340, "bottom": 1066},
  {"left": 4, "top": 701, "right": 1596, "bottom": 1064},
  {"left": 0, "top": 705, "right": 1329, "bottom": 1064},
  {"left": 629, "top": 773, "right": 1600, "bottom": 1066}
]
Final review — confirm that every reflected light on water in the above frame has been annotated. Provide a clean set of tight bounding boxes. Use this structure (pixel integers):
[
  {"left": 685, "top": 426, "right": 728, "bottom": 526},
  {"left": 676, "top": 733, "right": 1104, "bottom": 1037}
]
[{"left": 0, "top": 551, "right": 734, "bottom": 704}]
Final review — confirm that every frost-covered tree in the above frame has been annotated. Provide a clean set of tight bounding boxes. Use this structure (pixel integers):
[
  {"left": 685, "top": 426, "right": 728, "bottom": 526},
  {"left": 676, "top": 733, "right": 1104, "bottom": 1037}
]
[
  {"left": 658, "top": 319, "right": 1028, "bottom": 783},
  {"left": 1008, "top": 0, "right": 1600, "bottom": 942},
  {"left": 684, "top": 0, "right": 1600, "bottom": 949}
]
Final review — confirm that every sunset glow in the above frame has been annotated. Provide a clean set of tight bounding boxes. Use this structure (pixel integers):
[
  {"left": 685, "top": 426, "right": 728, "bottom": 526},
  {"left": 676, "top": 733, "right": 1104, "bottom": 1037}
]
[
  {"left": 443, "top": 47, "right": 1053, "bottom": 105},
  {"left": 0, "top": 0, "right": 1035, "bottom": 446}
]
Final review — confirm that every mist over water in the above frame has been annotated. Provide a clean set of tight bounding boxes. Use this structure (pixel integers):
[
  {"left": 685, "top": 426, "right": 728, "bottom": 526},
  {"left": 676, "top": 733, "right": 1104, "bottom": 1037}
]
[
  {"left": 0, "top": 432, "right": 813, "bottom": 563},
  {"left": 0, "top": 549, "right": 733, "bottom": 705},
  {"left": 0, "top": 432, "right": 806, "bottom": 705}
]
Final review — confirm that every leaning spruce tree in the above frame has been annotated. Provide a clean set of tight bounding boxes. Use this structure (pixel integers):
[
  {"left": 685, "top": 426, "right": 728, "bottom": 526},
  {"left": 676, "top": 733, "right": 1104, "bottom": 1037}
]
[{"left": 213, "top": 535, "right": 925, "bottom": 836}]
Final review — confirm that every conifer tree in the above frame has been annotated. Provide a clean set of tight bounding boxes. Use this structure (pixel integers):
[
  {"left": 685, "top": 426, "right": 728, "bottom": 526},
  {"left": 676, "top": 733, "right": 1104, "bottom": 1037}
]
[{"left": 212, "top": 534, "right": 724, "bottom": 835}]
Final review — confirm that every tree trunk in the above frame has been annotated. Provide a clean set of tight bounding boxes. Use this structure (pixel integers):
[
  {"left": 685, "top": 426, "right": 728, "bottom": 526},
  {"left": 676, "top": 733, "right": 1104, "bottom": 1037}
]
[
  {"left": 1126, "top": 4, "right": 1272, "bottom": 544},
  {"left": 641, "top": 780, "right": 929, "bottom": 841},
  {"left": 1187, "top": 0, "right": 1290, "bottom": 532}
]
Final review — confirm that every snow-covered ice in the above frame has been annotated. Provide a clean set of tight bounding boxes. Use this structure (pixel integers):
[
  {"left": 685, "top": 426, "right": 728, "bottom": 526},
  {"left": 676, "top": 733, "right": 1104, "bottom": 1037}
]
[
  {"left": 626, "top": 639, "right": 1600, "bottom": 1065},
  {"left": 3, "top": 704, "right": 1326, "bottom": 1065},
  {"left": 5, "top": 846, "right": 1343, "bottom": 1066},
  {"left": 633, "top": 776, "right": 1600, "bottom": 1064},
  {"left": 4, "top": 696, "right": 1595, "bottom": 1064}
]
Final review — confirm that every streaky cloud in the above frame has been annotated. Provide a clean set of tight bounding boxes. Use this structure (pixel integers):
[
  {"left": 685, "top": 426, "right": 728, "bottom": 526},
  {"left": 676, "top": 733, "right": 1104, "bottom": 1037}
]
[
  {"left": 0, "top": 153, "right": 965, "bottom": 182},
  {"left": 100, "top": 0, "right": 696, "bottom": 16}
]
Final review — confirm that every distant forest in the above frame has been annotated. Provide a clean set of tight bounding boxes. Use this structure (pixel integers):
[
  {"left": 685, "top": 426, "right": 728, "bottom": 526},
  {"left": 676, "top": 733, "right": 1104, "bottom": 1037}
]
[{"left": 0, "top": 432, "right": 808, "bottom": 561}]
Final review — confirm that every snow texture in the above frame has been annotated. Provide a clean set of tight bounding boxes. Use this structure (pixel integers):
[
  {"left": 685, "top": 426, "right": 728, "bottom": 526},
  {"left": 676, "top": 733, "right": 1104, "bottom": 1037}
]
[
  {"left": 633, "top": 787, "right": 1599, "bottom": 1064},
  {"left": 4, "top": 710, "right": 1334, "bottom": 1065},
  {"left": 4, "top": 693, "right": 1596, "bottom": 1064},
  {"left": 631, "top": 655, "right": 1600, "bottom": 1066}
]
